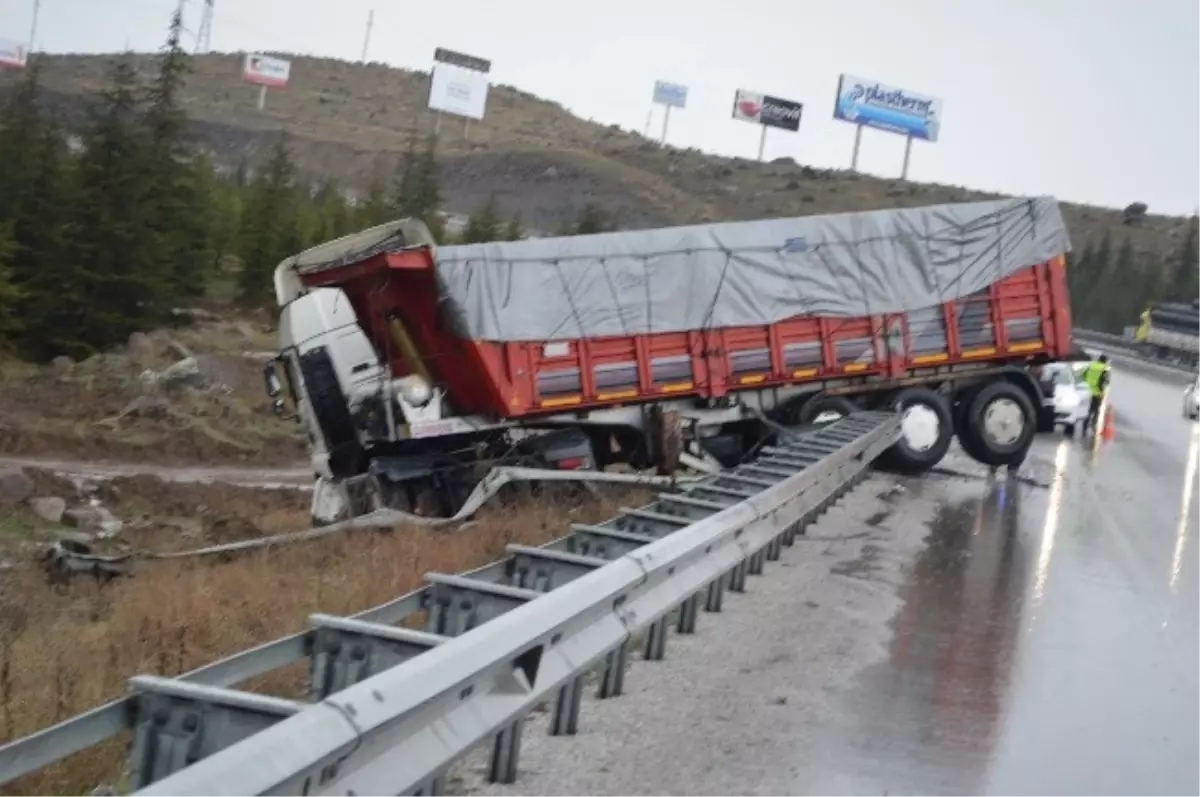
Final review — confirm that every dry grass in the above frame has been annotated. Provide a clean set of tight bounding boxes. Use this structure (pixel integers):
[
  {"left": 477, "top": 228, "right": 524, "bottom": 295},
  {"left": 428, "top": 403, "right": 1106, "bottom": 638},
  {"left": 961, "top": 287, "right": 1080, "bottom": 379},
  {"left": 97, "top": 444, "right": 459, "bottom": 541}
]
[{"left": 0, "top": 487, "right": 647, "bottom": 795}]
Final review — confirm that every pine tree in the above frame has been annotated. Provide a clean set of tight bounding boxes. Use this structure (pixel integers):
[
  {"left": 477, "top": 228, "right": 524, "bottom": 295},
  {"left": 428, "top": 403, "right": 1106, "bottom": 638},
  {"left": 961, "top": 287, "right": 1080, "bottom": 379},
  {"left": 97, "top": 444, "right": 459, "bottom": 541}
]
[
  {"left": 0, "top": 221, "right": 23, "bottom": 348},
  {"left": 237, "top": 134, "right": 298, "bottom": 304},
  {"left": 70, "top": 55, "right": 165, "bottom": 348},
  {"left": 574, "top": 203, "right": 612, "bottom": 235},
  {"left": 142, "top": 12, "right": 212, "bottom": 303},
  {"left": 0, "top": 97, "right": 83, "bottom": 359},
  {"left": 1164, "top": 216, "right": 1199, "bottom": 304},
  {"left": 462, "top": 194, "right": 502, "bottom": 243},
  {"left": 314, "top": 179, "right": 351, "bottom": 241},
  {"left": 391, "top": 134, "right": 445, "bottom": 241},
  {"left": 357, "top": 173, "right": 391, "bottom": 229},
  {"left": 503, "top": 212, "right": 524, "bottom": 241}
]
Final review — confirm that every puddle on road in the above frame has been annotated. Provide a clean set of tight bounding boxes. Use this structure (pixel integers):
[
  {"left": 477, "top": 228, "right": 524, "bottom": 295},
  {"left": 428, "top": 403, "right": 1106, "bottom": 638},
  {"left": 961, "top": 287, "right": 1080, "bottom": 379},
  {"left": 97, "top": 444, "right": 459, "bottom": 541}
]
[{"left": 810, "top": 469, "right": 1036, "bottom": 795}]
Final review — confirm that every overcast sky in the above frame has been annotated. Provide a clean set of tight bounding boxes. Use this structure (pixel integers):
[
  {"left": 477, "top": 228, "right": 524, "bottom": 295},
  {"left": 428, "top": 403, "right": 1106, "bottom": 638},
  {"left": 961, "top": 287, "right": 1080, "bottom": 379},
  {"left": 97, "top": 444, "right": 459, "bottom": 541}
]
[{"left": 4, "top": 0, "right": 1198, "bottom": 215}]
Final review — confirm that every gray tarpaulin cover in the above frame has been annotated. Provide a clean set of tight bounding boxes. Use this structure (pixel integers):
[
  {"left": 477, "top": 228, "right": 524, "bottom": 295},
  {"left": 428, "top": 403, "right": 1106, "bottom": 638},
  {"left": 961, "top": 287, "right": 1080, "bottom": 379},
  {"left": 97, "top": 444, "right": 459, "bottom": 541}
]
[
  {"left": 285, "top": 197, "right": 1070, "bottom": 343},
  {"left": 433, "top": 197, "right": 1069, "bottom": 343}
]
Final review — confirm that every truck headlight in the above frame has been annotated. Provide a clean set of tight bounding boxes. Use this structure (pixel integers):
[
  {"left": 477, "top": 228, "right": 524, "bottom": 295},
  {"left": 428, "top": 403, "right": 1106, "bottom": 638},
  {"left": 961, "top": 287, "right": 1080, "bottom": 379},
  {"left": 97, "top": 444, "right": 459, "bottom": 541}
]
[{"left": 398, "top": 375, "right": 433, "bottom": 407}]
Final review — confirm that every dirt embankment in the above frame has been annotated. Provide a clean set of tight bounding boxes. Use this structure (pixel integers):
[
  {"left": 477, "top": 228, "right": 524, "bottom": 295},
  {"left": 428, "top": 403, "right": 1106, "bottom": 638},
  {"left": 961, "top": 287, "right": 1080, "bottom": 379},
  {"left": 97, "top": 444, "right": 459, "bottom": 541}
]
[{"left": 0, "top": 312, "right": 306, "bottom": 467}]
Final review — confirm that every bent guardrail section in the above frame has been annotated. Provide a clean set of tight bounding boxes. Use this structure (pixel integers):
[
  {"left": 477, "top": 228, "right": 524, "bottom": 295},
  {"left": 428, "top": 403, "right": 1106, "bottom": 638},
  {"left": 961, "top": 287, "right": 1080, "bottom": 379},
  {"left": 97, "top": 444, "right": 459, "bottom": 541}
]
[{"left": 0, "top": 412, "right": 901, "bottom": 795}]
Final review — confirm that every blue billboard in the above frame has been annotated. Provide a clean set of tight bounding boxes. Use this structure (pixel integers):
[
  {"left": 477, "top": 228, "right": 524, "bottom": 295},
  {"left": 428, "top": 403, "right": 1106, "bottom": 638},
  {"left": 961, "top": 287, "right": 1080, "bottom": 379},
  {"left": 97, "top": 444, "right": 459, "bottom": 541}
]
[
  {"left": 834, "top": 74, "right": 943, "bottom": 143},
  {"left": 653, "top": 80, "right": 689, "bottom": 109}
]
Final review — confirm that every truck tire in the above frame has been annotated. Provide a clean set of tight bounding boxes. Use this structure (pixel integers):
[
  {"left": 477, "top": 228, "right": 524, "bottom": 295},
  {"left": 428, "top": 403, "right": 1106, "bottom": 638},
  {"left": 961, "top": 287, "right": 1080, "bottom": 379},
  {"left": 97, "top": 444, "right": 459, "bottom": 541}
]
[
  {"left": 799, "top": 395, "right": 857, "bottom": 426},
  {"left": 961, "top": 381, "right": 1037, "bottom": 467},
  {"left": 880, "top": 387, "right": 953, "bottom": 473}
]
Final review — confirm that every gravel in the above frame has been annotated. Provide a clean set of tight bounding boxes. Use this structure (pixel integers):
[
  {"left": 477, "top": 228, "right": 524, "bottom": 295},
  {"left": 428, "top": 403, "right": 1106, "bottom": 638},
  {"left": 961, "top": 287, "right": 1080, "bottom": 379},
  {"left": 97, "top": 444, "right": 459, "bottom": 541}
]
[{"left": 447, "top": 469, "right": 958, "bottom": 796}]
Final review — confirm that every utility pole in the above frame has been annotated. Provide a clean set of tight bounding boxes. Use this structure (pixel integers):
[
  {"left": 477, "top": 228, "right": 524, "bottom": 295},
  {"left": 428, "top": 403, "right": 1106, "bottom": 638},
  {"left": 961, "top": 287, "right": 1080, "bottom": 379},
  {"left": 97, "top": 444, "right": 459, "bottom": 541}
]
[{"left": 360, "top": 9, "right": 374, "bottom": 63}]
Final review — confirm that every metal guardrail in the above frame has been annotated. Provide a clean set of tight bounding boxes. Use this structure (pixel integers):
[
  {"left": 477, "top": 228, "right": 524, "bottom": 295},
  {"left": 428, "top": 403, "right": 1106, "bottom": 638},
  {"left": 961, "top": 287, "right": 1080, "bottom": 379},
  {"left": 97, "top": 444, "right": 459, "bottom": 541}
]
[
  {"left": 0, "top": 411, "right": 900, "bottom": 795},
  {"left": 1073, "top": 327, "right": 1196, "bottom": 376},
  {"left": 1073, "top": 327, "right": 1137, "bottom": 351}
]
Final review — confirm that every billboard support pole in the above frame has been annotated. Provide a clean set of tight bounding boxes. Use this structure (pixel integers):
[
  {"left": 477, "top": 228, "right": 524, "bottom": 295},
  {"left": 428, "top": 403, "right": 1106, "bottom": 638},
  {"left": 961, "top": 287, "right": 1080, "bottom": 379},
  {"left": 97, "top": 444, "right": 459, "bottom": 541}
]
[
  {"left": 660, "top": 105, "right": 671, "bottom": 146},
  {"left": 434, "top": 111, "right": 442, "bottom": 136},
  {"left": 256, "top": 84, "right": 267, "bottom": 111},
  {"left": 757, "top": 124, "right": 767, "bottom": 162},
  {"left": 463, "top": 117, "right": 470, "bottom": 141},
  {"left": 850, "top": 125, "right": 863, "bottom": 172},
  {"left": 900, "top": 135, "right": 913, "bottom": 180}
]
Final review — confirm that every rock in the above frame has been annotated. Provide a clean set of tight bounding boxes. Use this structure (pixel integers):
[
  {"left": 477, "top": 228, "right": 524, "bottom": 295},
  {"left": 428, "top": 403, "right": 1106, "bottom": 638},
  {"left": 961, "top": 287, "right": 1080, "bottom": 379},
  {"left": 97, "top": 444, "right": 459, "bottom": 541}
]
[
  {"left": 29, "top": 496, "right": 67, "bottom": 524},
  {"left": 127, "top": 331, "right": 154, "bottom": 358},
  {"left": 116, "top": 395, "right": 170, "bottom": 421},
  {"left": 51, "top": 355, "right": 74, "bottom": 373},
  {"left": 140, "top": 356, "right": 208, "bottom": 390},
  {"left": 784, "top": 179, "right": 800, "bottom": 190},
  {"left": 166, "top": 339, "right": 194, "bottom": 360},
  {"left": 63, "top": 506, "right": 124, "bottom": 537},
  {"left": 159, "top": 516, "right": 204, "bottom": 539},
  {"left": 0, "top": 468, "right": 34, "bottom": 505},
  {"left": 541, "top": 166, "right": 559, "bottom": 179}
]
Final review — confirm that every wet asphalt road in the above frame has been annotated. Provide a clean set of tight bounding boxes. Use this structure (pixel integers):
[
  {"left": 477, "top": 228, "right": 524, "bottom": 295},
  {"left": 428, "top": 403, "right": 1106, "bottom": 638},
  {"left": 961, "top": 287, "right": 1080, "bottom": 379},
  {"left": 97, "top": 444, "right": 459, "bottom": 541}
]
[
  {"left": 467, "top": 366, "right": 1199, "bottom": 796},
  {"left": 810, "top": 368, "right": 1200, "bottom": 795}
]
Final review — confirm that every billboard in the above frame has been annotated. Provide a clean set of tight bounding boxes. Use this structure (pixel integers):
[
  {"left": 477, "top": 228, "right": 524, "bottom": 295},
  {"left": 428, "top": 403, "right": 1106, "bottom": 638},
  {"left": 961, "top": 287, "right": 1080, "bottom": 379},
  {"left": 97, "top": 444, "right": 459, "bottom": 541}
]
[
  {"left": 731, "top": 89, "right": 803, "bottom": 132},
  {"left": 428, "top": 62, "right": 489, "bottom": 120},
  {"left": 833, "top": 74, "right": 942, "bottom": 142},
  {"left": 653, "top": 80, "right": 688, "bottom": 109},
  {"left": 0, "top": 38, "right": 27, "bottom": 70},
  {"left": 243, "top": 53, "right": 291, "bottom": 88},
  {"left": 434, "top": 47, "right": 491, "bottom": 74}
]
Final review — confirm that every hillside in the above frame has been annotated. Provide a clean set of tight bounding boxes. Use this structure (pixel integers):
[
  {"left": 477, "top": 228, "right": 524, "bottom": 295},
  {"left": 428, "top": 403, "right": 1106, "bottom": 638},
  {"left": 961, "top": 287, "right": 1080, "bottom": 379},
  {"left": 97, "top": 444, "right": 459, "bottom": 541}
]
[{"left": 3, "top": 51, "right": 1192, "bottom": 260}]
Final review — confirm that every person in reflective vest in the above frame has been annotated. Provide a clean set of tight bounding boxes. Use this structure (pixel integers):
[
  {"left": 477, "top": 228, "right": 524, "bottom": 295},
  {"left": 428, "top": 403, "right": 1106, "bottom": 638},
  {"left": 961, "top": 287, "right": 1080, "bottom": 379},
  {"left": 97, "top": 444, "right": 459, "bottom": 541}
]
[{"left": 1081, "top": 354, "right": 1112, "bottom": 434}]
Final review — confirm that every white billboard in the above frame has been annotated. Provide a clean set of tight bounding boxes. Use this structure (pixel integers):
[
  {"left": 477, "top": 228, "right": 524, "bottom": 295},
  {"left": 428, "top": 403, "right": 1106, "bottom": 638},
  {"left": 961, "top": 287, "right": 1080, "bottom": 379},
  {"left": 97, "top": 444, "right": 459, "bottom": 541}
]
[
  {"left": 653, "top": 80, "right": 688, "bottom": 109},
  {"left": 834, "top": 74, "right": 942, "bottom": 142},
  {"left": 428, "top": 62, "right": 489, "bottom": 120},
  {"left": 243, "top": 53, "right": 291, "bottom": 88},
  {"left": 0, "top": 38, "right": 27, "bottom": 70}
]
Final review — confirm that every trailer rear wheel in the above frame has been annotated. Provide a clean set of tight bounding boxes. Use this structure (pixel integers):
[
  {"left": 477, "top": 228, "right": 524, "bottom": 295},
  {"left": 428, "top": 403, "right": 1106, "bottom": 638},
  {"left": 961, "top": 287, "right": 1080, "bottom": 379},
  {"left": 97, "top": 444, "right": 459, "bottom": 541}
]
[
  {"left": 799, "top": 395, "right": 858, "bottom": 426},
  {"left": 961, "top": 381, "right": 1036, "bottom": 467},
  {"left": 880, "top": 387, "right": 953, "bottom": 473}
]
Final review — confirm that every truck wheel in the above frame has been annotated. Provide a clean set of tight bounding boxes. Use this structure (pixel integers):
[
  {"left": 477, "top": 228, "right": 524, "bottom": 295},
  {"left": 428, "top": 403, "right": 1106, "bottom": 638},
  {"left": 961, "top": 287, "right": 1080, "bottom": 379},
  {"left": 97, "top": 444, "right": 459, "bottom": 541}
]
[
  {"left": 1062, "top": 422, "right": 1076, "bottom": 438},
  {"left": 962, "top": 381, "right": 1037, "bottom": 467},
  {"left": 880, "top": 387, "right": 953, "bottom": 473},
  {"left": 799, "top": 395, "right": 857, "bottom": 426}
]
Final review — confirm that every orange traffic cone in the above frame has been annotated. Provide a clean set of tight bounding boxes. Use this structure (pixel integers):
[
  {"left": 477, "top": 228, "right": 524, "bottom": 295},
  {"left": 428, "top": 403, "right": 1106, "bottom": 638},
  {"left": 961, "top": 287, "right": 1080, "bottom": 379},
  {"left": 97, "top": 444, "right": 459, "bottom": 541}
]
[{"left": 1102, "top": 405, "right": 1116, "bottom": 441}]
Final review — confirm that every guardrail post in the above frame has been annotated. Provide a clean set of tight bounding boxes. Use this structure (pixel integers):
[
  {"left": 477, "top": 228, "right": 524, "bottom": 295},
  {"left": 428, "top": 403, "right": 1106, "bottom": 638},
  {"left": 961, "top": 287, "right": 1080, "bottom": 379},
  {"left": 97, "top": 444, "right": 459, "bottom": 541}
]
[
  {"left": 598, "top": 642, "right": 628, "bottom": 698},
  {"left": 728, "top": 561, "right": 748, "bottom": 593},
  {"left": 676, "top": 593, "right": 699, "bottom": 634},
  {"left": 645, "top": 617, "right": 668, "bottom": 661},
  {"left": 488, "top": 718, "right": 524, "bottom": 784},
  {"left": 550, "top": 676, "right": 584, "bottom": 736},
  {"left": 766, "top": 535, "right": 783, "bottom": 561},
  {"left": 748, "top": 550, "right": 765, "bottom": 576},
  {"left": 705, "top": 576, "right": 725, "bottom": 612}
]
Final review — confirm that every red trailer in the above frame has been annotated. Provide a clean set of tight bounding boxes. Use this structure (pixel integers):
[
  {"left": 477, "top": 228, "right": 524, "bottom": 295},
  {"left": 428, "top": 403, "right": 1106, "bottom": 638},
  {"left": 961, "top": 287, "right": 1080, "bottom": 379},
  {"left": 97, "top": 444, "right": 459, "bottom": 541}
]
[{"left": 266, "top": 198, "right": 1072, "bottom": 519}]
